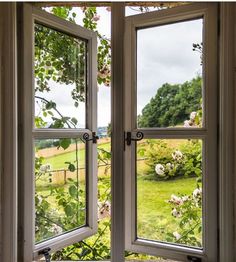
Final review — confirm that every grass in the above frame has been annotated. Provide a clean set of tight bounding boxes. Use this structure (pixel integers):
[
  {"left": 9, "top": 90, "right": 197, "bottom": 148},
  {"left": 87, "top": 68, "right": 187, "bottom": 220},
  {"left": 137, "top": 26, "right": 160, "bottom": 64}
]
[
  {"left": 36, "top": 139, "right": 201, "bottom": 259},
  {"left": 41, "top": 142, "right": 110, "bottom": 170},
  {"left": 137, "top": 176, "right": 198, "bottom": 242}
]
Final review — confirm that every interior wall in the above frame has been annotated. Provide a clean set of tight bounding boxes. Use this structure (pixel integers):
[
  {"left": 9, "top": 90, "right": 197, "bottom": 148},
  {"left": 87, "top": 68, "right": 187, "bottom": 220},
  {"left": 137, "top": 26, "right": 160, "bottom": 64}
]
[{"left": 0, "top": 3, "right": 18, "bottom": 262}]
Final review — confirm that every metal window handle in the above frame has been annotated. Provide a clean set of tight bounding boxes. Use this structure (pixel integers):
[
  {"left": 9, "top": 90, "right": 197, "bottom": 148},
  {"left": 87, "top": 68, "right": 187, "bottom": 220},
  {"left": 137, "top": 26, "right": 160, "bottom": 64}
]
[
  {"left": 187, "top": 255, "right": 201, "bottom": 262},
  {"left": 39, "top": 248, "right": 51, "bottom": 262},
  {"left": 83, "top": 132, "right": 99, "bottom": 144},
  {"left": 126, "top": 131, "right": 144, "bottom": 146}
]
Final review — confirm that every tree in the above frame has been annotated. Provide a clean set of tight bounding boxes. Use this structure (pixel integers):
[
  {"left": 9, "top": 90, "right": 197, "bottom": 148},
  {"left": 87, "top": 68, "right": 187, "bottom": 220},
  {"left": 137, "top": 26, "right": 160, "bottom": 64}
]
[{"left": 138, "top": 77, "right": 202, "bottom": 128}]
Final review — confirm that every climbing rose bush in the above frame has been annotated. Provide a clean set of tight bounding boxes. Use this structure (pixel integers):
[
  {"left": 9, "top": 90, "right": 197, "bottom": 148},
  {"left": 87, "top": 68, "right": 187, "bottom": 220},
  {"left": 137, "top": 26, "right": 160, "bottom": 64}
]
[{"left": 167, "top": 186, "right": 202, "bottom": 247}]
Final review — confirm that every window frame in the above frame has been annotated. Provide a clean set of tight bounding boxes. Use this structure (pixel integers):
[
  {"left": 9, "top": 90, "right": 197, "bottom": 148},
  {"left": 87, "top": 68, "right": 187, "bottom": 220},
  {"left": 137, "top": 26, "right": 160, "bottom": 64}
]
[
  {"left": 19, "top": 4, "right": 98, "bottom": 261},
  {"left": 0, "top": 2, "right": 235, "bottom": 262},
  {"left": 124, "top": 3, "right": 218, "bottom": 261}
]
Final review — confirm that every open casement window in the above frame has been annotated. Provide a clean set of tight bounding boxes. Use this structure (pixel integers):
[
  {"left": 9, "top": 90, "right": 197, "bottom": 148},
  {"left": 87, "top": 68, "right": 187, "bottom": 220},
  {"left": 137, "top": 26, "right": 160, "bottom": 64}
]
[
  {"left": 21, "top": 4, "right": 97, "bottom": 261},
  {"left": 124, "top": 3, "right": 218, "bottom": 262}
]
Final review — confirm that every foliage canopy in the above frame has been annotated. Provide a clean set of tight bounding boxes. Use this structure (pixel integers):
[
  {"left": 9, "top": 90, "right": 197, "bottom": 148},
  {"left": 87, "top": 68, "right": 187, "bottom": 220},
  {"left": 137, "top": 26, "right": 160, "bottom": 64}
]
[{"left": 138, "top": 77, "right": 202, "bottom": 128}]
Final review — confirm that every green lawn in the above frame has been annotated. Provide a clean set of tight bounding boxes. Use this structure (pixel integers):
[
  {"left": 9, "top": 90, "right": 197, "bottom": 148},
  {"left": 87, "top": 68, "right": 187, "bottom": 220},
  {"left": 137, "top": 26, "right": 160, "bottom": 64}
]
[{"left": 137, "top": 176, "right": 198, "bottom": 242}]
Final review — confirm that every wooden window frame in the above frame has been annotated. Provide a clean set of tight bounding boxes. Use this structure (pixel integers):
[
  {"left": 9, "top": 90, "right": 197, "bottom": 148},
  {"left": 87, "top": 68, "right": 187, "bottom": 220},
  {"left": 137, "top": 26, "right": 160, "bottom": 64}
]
[
  {"left": 124, "top": 3, "right": 218, "bottom": 261},
  {"left": 18, "top": 4, "right": 98, "bottom": 261},
  {"left": 0, "top": 2, "right": 235, "bottom": 262}
]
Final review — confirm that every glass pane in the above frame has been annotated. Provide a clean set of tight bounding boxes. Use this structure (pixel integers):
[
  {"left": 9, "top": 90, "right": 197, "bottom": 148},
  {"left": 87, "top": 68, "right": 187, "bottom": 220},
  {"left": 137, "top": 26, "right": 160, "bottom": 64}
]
[
  {"left": 34, "top": 24, "right": 87, "bottom": 129},
  {"left": 136, "top": 139, "right": 203, "bottom": 248},
  {"left": 35, "top": 138, "right": 86, "bottom": 243},
  {"left": 137, "top": 19, "right": 203, "bottom": 128}
]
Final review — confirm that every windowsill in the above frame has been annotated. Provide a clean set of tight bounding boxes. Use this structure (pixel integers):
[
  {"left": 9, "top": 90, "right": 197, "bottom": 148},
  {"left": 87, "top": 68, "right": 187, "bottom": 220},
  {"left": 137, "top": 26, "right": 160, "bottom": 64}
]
[{"left": 52, "top": 260, "right": 177, "bottom": 262}]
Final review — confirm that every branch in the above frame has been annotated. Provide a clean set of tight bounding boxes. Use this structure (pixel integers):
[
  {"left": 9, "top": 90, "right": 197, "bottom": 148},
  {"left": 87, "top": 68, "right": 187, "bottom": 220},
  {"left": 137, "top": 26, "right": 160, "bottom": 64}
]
[{"left": 35, "top": 95, "right": 76, "bottom": 128}]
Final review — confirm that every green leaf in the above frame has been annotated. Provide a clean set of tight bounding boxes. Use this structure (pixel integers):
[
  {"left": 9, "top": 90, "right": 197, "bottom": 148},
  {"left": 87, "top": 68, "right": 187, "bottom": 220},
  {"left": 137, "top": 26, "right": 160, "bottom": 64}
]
[
  {"left": 45, "top": 101, "right": 56, "bottom": 110},
  {"left": 71, "top": 117, "right": 78, "bottom": 125},
  {"left": 64, "top": 205, "right": 73, "bottom": 216},
  {"left": 69, "top": 185, "right": 77, "bottom": 197},
  {"left": 80, "top": 248, "right": 91, "bottom": 257},
  {"left": 60, "top": 138, "right": 71, "bottom": 150},
  {"left": 68, "top": 163, "right": 76, "bottom": 172}
]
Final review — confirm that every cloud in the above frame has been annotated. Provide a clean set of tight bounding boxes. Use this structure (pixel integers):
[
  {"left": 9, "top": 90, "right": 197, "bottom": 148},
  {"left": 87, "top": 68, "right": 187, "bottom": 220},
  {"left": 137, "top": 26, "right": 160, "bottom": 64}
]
[
  {"left": 137, "top": 19, "right": 203, "bottom": 114},
  {"left": 36, "top": 8, "right": 203, "bottom": 127}
]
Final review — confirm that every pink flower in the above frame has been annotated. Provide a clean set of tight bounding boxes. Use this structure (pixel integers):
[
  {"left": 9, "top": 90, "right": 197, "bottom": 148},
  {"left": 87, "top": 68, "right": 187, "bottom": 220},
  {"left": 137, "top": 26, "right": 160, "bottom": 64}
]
[
  {"left": 92, "top": 14, "right": 100, "bottom": 22},
  {"left": 98, "top": 66, "right": 110, "bottom": 79},
  {"left": 169, "top": 194, "right": 183, "bottom": 205},
  {"left": 98, "top": 201, "right": 111, "bottom": 220}
]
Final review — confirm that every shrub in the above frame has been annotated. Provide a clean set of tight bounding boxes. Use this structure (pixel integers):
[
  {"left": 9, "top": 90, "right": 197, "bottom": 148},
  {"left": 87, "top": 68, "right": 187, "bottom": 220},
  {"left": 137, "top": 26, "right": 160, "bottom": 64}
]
[{"left": 139, "top": 139, "right": 202, "bottom": 180}]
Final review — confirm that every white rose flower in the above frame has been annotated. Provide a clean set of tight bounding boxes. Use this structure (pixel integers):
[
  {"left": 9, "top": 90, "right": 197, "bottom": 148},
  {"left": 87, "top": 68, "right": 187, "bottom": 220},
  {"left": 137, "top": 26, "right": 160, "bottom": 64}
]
[
  {"left": 173, "top": 231, "right": 181, "bottom": 240},
  {"left": 166, "top": 162, "right": 174, "bottom": 170},
  {"left": 193, "top": 188, "right": 202, "bottom": 198},
  {"left": 172, "top": 150, "right": 183, "bottom": 161},
  {"left": 37, "top": 196, "right": 43, "bottom": 205},
  {"left": 40, "top": 164, "right": 51, "bottom": 172},
  {"left": 155, "top": 164, "right": 165, "bottom": 176},
  {"left": 171, "top": 208, "right": 181, "bottom": 217},
  {"left": 182, "top": 196, "right": 189, "bottom": 202},
  {"left": 51, "top": 224, "right": 63, "bottom": 234},
  {"left": 184, "top": 120, "right": 191, "bottom": 127},
  {"left": 190, "top": 111, "right": 197, "bottom": 120}
]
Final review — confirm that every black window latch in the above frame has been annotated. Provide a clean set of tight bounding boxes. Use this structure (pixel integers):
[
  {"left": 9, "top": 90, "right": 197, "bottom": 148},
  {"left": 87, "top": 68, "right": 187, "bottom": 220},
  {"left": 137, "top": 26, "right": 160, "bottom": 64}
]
[
  {"left": 39, "top": 247, "right": 51, "bottom": 262},
  {"left": 187, "top": 255, "right": 201, "bottom": 262},
  {"left": 83, "top": 132, "right": 99, "bottom": 144},
  {"left": 126, "top": 131, "right": 144, "bottom": 146}
]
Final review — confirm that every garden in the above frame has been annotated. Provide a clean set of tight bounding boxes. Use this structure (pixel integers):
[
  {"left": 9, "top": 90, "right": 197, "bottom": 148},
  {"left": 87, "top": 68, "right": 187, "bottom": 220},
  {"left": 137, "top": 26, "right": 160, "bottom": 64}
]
[
  {"left": 35, "top": 136, "right": 203, "bottom": 260},
  {"left": 34, "top": 4, "right": 204, "bottom": 260}
]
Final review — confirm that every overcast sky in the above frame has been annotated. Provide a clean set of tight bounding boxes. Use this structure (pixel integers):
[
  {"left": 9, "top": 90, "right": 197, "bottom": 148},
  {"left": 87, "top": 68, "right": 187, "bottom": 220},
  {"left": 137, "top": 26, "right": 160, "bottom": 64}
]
[{"left": 36, "top": 7, "right": 202, "bottom": 127}]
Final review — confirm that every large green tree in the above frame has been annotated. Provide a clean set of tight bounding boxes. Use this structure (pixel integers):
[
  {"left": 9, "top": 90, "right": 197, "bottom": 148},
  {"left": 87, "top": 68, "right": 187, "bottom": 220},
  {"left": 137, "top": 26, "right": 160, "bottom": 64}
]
[{"left": 138, "top": 77, "right": 202, "bottom": 128}]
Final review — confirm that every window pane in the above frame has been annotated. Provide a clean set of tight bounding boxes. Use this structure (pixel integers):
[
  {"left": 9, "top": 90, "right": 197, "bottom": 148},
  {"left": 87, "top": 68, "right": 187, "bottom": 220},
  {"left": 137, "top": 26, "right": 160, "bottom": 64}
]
[
  {"left": 35, "top": 138, "right": 86, "bottom": 243},
  {"left": 136, "top": 139, "right": 203, "bottom": 248},
  {"left": 34, "top": 24, "right": 87, "bottom": 129},
  {"left": 137, "top": 19, "right": 203, "bottom": 128}
]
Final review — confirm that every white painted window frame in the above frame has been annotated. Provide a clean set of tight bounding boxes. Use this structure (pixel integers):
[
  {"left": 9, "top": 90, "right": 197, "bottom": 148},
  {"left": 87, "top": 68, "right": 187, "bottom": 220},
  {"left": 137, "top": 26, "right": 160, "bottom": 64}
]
[
  {"left": 19, "top": 4, "right": 98, "bottom": 261},
  {"left": 124, "top": 3, "right": 218, "bottom": 261}
]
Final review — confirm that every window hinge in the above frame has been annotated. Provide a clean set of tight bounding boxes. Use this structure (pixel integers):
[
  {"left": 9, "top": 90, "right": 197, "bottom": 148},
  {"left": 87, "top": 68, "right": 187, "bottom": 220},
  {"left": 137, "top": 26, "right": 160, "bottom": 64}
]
[
  {"left": 187, "top": 255, "right": 201, "bottom": 262},
  {"left": 83, "top": 131, "right": 99, "bottom": 143},
  {"left": 39, "top": 247, "right": 51, "bottom": 262},
  {"left": 125, "top": 131, "right": 144, "bottom": 146}
]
